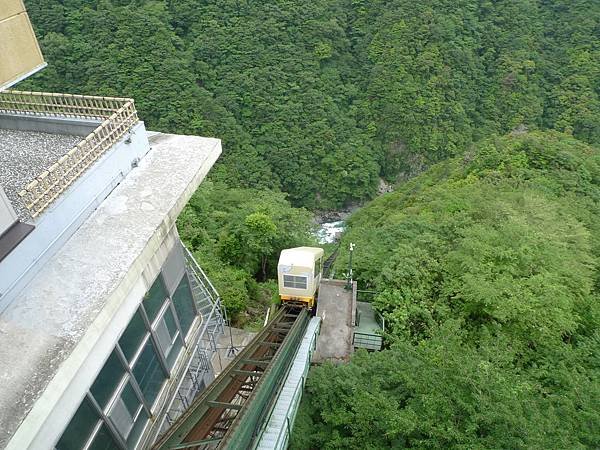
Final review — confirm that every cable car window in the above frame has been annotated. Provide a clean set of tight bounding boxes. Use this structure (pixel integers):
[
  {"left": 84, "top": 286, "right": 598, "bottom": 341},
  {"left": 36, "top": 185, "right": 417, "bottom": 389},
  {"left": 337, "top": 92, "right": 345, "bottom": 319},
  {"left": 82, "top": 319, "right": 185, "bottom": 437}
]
[{"left": 283, "top": 275, "right": 307, "bottom": 289}]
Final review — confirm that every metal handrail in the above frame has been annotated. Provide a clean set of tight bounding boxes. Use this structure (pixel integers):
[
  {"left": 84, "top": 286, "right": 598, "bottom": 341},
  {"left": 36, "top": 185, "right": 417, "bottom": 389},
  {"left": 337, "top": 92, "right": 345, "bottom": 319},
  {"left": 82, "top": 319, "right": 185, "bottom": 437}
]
[
  {"left": 353, "top": 332, "right": 383, "bottom": 342},
  {"left": 0, "top": 90, "right": 139, "bottom": 218},
  {"left": 0, "top": 90, "right": 131, "bottom": 119},
  {"left": 377, "top": 311, "right": 385, "bottom": 332},
  {"left": 273, "top": 346, "right": 313, "bottom": 449},
  {"left": 182, "top": 245, "right": 221, "bottom": 307},
  {"left": 255, "top": 319, "right": 320, "bottom": 449},
  {"left": 152, "top": 251, "right": 227, "bottom": 445}
]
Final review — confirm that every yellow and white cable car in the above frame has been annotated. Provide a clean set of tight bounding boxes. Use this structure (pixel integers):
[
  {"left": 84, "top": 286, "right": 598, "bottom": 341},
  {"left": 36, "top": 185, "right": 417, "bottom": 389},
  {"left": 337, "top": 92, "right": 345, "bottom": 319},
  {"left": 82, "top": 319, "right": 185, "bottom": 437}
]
[{"left": 277, "top": 247, "right": 324, "bottom": 309}]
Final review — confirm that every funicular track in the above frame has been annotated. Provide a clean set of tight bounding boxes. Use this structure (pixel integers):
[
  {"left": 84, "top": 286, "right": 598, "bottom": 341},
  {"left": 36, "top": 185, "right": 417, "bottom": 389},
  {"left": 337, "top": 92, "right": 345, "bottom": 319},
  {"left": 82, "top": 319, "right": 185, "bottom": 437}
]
[
  {"left": 153, "top": 305, "right": 309, "bottom": 450},
  {"left": 322, "top": 244, "right": 339, "bottom": 278}
]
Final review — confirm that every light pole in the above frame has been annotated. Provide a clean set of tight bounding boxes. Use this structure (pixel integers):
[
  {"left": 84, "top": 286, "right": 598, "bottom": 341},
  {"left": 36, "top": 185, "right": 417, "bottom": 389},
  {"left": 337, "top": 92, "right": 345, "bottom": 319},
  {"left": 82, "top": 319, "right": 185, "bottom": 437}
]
[{"left": 346, "top": 242, "right": 355, "bottom": 290}]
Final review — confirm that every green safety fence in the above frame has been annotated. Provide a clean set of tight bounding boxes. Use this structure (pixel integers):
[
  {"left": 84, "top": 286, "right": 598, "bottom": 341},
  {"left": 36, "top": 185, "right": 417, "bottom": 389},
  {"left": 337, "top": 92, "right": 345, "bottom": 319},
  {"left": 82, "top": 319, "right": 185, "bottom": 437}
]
[{"left": 221, "top": 308, "right": 309, "bottom": 449}]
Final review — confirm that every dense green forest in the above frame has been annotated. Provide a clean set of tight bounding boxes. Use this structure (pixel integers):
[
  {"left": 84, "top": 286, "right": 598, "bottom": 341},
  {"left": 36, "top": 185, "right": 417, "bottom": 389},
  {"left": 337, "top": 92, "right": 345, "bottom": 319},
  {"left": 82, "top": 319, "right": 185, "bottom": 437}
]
[
  {"left": 177, "top": 182, "right": 313, "bottom": 324},
  {"left": 24, "top": 0, "right": 600, "bottom": 209},
  {"left": 294, "top": 131, "right": 600, "bottom": 448},
  {"left": 23, "top": 0, "right": 600, "bottom": 447}
]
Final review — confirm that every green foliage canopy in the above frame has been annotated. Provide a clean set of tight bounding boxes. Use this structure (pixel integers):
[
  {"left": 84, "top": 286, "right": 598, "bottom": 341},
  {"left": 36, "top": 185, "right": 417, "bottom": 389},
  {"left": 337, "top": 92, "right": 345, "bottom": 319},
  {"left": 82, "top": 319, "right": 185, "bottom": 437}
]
[
  {"left": 177, "top": 182, "right": 313, "bottom": 320},
  {"left": 18, "top": 1, "right": 600, "bottom": 445},
  {"left": 24, "top": 0, "right": 600, "bottom": 208},
  {"left": 295, "top": 132, "right": 600, "bottom": 449}
]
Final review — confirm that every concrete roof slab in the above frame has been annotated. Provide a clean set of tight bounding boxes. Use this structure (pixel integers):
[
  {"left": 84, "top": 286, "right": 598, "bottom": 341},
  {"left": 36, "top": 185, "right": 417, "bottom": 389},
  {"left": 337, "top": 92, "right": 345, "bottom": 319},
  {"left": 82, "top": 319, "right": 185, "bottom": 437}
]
[
  {"left": 0, "top": 128, "right": 81, "bottom": 220},
  {"left": 0, "top": 132, "right": 221, "bottom": 448}
]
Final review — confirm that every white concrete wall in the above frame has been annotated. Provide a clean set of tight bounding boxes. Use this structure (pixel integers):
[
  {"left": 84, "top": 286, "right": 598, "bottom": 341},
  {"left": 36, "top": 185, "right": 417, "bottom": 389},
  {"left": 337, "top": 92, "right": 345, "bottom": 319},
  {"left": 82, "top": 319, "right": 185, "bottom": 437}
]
[
  {"left": 0, "top": 121, "right": 149, "bottom": 312},
  {"left": 16, "top": 232, "right": 220, "bottom": 450},
  {"left": 16, "top": 227, "right": 181, "bottom": 450},
  {"left": 0, "top": 114, "right": 100, "bottom": 136},
  {"left": 0, "top": 132, "right": 222, "bottom": 449},
  {"left": 0, "top": 186, "right": 17, "bottom": 236}
]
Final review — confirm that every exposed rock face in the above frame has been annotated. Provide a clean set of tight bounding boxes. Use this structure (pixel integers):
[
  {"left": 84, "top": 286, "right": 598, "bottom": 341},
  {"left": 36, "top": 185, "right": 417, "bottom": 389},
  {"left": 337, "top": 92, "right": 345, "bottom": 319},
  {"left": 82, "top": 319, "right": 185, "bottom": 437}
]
[{"left": 378, "top": 178, "right": 394, "bottom": 195}]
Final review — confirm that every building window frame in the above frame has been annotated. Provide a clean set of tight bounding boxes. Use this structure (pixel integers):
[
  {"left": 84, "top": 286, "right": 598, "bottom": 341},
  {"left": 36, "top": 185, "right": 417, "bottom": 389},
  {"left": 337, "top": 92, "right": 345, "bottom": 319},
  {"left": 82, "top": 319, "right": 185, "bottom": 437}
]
[
  {"left": 57, "top": 269, "right": 202, "bottom": 449},
  {"left": 86, "top": 393, "right": 128, "bottom": 450},
  {"left": 171, "top": 273, "right": 198, "bottom": 340}
]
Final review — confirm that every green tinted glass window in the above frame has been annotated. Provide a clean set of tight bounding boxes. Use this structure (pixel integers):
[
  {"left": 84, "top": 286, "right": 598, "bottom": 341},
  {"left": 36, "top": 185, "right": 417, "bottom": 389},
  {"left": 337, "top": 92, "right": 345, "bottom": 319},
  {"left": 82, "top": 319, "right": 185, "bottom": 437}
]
[
  {"left": 172, "top": 275, "right": 196, "bottom": 338},
  {"left": 118, "top": 310, "right": 148, "bottom": 363},
  {"left": 108, "top": 381, "right": 142, "bottom": 440},
  {"left": 56, "top": 397, "right": 100, "bottom": 450},
  {"left": 127, "top": 409, "right": 149, "bottom": 449},
  {"left": 154, "top": 307, "right": 182, "bottom": 370},
  {"left": 144, "top": 275, "right": 168, "bottom": 322},
  {"left": 90, "top": 350, "right": 126, "bottom": 410},
  {"left": 133, "top": 339, "right": 166, "bottom": 406},
  {"left": 166, "top": 334, "right": 184, "bottom": 369},
  {"left": 164, "top": 306, "right": 178, "bottom": 336},
  {"left": 88, "top": 424, "right": 119, "bottom": 450}
]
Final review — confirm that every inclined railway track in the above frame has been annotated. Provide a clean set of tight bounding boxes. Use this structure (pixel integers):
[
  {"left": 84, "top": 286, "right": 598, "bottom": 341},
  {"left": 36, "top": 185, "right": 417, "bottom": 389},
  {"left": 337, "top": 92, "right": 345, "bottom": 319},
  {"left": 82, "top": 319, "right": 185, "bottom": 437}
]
[
  {"left": 153, "top": 305, "right": 309, "bottom": 450},
  {"left": 322, "top": 245, "right": 339, "bottom": 279}
]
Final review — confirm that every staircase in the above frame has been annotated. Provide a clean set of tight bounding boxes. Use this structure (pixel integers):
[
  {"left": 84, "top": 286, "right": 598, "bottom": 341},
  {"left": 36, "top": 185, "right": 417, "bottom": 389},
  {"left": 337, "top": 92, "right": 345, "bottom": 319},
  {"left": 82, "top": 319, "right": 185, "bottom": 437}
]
[
  {"left": 184, "top": 246, "right": 227, "bottom": 351},
  {"left": 158, "top": 245, "right": 227, "bottom": 434}
]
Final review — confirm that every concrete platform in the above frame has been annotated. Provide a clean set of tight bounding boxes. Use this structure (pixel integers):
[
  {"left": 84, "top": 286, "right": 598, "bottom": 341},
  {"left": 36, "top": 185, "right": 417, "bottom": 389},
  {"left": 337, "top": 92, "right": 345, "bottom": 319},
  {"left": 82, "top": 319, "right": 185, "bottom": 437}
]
[
  {"left": 211, "top": 326, "right": 257, "bottom": 377},
  {"left": 354, "top": 301, "right": 384, "bottom": 351},
  {"left": 313, "top": 279, "right": 356, "bottom": 363}
]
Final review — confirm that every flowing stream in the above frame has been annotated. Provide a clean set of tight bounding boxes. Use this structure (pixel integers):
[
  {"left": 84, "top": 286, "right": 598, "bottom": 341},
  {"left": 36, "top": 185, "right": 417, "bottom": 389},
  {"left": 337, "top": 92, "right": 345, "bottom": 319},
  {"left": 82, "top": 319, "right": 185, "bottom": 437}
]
[{"left": 316, "top": 220, "right": 346, "bottom": 244}]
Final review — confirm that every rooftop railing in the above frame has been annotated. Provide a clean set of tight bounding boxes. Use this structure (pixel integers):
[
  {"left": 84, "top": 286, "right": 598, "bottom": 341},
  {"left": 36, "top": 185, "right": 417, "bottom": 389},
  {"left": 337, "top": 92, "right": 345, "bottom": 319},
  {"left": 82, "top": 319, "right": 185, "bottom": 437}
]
[
  {"left": 0, "top": 90, "right": 139, "bottom": 218},
  {"left": 0, "top": 90, "right": 132, "bottom": 120}
]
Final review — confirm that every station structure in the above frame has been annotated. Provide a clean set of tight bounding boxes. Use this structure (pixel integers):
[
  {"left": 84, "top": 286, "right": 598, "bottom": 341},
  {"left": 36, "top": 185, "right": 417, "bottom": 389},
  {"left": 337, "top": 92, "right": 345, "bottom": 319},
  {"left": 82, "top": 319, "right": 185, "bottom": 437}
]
[
  {"left": 153, "top": 277, "right": 383, "bottom": 450},
  {"left": 0, "top": 4, "right": 226, "bottom": 449}
]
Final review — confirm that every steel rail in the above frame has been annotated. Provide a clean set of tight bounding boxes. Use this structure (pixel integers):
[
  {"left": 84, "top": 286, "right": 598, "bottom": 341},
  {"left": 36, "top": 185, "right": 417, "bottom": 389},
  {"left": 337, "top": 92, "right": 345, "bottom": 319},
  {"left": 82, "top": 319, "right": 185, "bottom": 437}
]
[
  {"left": 322, "top": 244, "right": 339, "bottom": 278},
  {"left": 153, "top": 305, "right": 307, "bottom": 450}
]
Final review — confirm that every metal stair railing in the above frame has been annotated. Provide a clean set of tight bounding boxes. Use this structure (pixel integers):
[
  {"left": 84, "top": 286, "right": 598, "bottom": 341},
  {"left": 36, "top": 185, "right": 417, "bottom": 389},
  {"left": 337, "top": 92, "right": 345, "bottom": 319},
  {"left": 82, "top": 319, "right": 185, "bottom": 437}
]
[
  {"left": 184, "top": 246, "right": 227, "bottom": 331},
  {"left": 156, "top": 244, "right": 228, "bottom": 439}
]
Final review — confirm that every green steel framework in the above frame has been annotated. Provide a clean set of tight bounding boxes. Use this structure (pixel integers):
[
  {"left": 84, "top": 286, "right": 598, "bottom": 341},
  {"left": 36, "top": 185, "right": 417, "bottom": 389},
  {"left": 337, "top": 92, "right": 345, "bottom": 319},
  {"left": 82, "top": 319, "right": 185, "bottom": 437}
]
[{"left": 153, "top": 306, "right": 309, "bottom": 450}]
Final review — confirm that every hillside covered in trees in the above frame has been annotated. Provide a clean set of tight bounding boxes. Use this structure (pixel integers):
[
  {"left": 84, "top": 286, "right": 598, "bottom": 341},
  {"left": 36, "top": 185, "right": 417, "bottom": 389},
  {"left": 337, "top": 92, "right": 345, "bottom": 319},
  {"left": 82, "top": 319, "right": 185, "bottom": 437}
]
[
  {"left": 294, "top": 131, "right": 600, "bottom": 448},
  {"left": 22, "top": 0, "right": 600, "bottom": 447},
  {"left": 25, "top": 0, "right": 600, "bottom": 209}
]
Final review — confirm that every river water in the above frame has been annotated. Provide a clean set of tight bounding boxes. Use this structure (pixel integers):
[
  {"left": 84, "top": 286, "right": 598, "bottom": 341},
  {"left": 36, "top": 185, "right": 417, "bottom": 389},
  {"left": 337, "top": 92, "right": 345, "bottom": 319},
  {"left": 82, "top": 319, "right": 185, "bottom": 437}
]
[{"left": 316, "top": 220, "right": 346, "bottom": 244}]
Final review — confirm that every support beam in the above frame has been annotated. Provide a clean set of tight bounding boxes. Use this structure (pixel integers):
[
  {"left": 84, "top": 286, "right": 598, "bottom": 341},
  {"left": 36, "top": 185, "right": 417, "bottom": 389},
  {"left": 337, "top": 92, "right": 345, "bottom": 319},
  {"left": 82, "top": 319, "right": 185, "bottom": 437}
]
[
  {"left": 207, "top": 401, "right": 244, "bottom": 411},
  {"left": 232, "top": 369, "right": 264, "bottom": 377},
  {"left": 272, "top": 327, "right": 292, "bottom": 333},
  {"left": 168, "top": 437, "right": 222, "bottom": 449},
  {"left": 152, "top": 307, "right": 308, "bottom": 450},
  {"left": 241, "top": 359, "right": 271, "bottom": 368}
]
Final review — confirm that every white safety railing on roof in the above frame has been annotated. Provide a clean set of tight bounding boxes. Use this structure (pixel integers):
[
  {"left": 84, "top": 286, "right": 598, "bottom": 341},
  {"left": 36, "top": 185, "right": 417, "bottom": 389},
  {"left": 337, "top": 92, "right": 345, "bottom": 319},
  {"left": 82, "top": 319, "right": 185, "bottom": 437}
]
[{"left": 0, "top": 90, "right": 139, "bottom": 218}]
